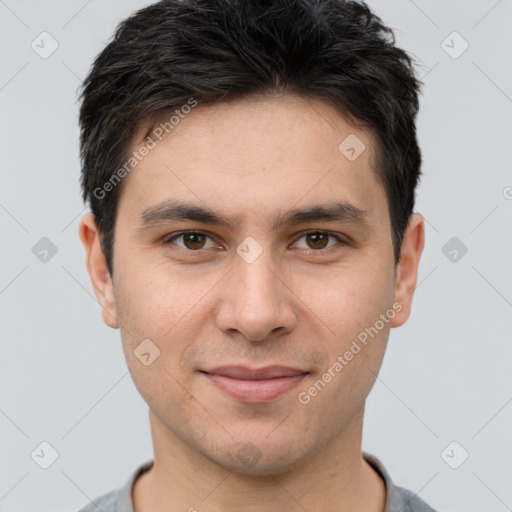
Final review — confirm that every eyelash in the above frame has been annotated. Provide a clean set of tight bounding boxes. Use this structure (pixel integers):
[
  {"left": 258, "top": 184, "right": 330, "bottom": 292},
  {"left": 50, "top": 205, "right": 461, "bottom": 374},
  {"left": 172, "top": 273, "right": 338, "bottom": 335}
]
[{"left": 163, "top": 230, "right": 347, "bottom": 254}]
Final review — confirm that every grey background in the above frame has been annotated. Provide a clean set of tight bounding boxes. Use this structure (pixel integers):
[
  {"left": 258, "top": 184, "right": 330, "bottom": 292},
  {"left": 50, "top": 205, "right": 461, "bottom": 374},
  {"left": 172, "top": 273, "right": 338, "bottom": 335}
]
[{"left": 1, "top": 0, "right": 511, "bottom": 510}]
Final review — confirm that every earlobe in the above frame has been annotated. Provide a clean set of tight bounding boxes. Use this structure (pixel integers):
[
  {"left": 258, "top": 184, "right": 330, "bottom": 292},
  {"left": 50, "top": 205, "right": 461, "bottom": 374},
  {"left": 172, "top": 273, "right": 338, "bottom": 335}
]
[
  {"left": 390, "top": 213, "right": 425, "bottom": 328},
  {"left": 78, "top": 213, "right": 119, "bottom": 329}
]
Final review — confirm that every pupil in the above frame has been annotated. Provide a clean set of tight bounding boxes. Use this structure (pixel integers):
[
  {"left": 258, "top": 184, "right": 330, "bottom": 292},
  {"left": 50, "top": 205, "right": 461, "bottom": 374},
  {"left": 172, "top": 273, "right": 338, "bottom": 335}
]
[
  {"left": 308, "top": 232, "right": 328, "bottom": 249},
  {"left": 185, "top": 233, "right": 204, "bottom": 249}
]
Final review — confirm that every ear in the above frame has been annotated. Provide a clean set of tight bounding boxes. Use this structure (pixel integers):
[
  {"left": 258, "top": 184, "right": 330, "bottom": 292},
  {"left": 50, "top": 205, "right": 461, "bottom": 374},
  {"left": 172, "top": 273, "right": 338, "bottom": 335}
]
[
  {"left": 78, "top": 213, "right": 119, "bottom": 329},
  {"left": 390, "top": 213, "right": 425, "bottom": 328}
]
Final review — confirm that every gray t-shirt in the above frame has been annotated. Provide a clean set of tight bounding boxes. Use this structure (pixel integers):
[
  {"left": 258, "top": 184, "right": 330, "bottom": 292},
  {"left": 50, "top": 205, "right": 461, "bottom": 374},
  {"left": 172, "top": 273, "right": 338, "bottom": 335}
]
[{"left": 76, "top": 451, "right": 437, "bottom": 511}]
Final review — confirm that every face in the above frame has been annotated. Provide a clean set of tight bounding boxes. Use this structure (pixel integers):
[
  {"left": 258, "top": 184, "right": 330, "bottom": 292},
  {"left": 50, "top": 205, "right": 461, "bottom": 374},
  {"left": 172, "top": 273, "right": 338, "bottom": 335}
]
[{"left": 80, "top": 94, "right": 424, "bottom": 476}]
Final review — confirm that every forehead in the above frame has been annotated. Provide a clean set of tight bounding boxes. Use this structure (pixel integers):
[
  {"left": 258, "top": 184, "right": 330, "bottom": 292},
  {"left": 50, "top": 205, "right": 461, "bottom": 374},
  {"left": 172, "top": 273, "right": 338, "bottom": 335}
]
[{"left": 116, "top": 95, "right": 387, "bottom": 229}]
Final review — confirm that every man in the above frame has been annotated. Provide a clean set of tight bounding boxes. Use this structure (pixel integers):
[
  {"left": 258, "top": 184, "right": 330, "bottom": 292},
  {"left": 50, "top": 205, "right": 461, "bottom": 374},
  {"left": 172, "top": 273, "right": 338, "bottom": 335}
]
[{"left": 77, "top": 0, "right": 436, "bottom": 510}]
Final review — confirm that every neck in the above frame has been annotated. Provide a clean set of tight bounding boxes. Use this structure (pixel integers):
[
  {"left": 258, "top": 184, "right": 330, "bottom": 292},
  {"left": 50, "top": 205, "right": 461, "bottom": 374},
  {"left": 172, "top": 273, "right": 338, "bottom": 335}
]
[{"left": 133, "top": 409, "right": 386, "bottom": 512}]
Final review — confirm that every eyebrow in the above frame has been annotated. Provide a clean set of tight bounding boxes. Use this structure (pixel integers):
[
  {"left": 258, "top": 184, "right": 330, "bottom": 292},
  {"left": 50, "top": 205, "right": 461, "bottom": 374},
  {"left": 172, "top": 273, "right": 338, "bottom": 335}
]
[{"left": 136, "top": 198, "right": 369, "bottom": 231}]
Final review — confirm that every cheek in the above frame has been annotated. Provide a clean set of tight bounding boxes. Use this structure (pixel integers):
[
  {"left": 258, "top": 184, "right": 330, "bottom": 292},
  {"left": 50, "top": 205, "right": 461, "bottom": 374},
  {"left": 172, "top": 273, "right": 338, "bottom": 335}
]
[
  {"left": 301, "top": 269, "right": 395, "bottom": 393},
  {"left": 302, "top": 279, "right": 394, "bottom": 414},
  {"left": 116, "top": 267, "right": 191, "bottom": 329},
  {"left": 305, "top": 265, "right": 395, "bottom": 332},
  {"left": 114, "top": 277, "right": 198, "bottom": 410},
  {"left": 115, "top": 271, "right": 213, "bottom": 375}
]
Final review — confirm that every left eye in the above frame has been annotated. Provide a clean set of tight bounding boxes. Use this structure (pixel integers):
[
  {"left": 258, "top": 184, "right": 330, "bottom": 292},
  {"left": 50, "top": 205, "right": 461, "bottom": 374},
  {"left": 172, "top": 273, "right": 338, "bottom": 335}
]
[
  {"left": 293, "top": 231, "right": 344, "bottom": 251},
  {"left": 164, "top": 230, "right": 344, "bottom": 252}
]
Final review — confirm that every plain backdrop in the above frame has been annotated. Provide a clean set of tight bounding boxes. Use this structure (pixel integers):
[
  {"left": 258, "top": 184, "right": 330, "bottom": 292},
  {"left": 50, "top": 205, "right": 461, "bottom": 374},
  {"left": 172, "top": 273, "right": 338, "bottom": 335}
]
[{"left": 1, "top": 1, "right": 511, "bottom": 511}]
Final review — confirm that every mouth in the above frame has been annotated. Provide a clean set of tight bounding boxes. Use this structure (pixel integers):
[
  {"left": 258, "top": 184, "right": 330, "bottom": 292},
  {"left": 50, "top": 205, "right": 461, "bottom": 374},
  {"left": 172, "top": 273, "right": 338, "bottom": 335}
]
[{"left": 199, "top": 365, "right": 309, "bottom": 403}]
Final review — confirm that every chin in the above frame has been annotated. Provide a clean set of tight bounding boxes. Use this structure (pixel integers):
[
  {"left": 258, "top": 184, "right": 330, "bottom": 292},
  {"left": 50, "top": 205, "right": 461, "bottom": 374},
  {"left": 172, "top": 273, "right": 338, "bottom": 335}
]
[{"left": 206, "top": 437, "right": 308, "bottom": 477}]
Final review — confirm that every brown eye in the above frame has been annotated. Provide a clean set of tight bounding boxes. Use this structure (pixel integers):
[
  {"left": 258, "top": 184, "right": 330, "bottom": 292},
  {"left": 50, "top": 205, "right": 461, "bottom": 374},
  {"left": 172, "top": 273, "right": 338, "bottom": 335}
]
[
  {"left": 165, "top": 231, "right": 215, "bottom": 251},
  {"left": 293, "top": 231, "right": 344, "bottom": 251},
  {"left": 305, "top": 232, "right": 329, "bottom": 249},
  {"left": 182, "top": 233, "right": 206, "bottom": 250}
]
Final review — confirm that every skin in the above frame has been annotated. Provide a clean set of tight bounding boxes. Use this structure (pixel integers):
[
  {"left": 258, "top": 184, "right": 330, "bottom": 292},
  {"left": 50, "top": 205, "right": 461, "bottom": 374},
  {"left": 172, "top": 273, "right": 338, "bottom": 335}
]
[{"left": 79, "top": 94, "right": 424, "bottom": 512}]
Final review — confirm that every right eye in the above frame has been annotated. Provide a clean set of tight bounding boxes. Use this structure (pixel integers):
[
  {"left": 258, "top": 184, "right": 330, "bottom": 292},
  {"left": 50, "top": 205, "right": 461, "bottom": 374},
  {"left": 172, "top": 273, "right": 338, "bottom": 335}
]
[{"left": 163, "top": 231, "right": 218, "bottom": 252}]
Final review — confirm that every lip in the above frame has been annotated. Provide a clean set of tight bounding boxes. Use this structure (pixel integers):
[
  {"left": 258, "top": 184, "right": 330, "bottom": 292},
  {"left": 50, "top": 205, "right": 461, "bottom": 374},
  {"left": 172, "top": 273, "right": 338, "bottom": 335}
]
[{"left": 200, "top": 365, "right": 309, "bottom": 403}]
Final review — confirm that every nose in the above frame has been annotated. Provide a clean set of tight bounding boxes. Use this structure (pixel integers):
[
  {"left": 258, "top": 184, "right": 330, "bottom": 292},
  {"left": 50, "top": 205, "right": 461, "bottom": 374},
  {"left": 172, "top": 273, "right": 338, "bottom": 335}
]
[{"left": 214, "top": 248, "right": 298, "bottom": 343}]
